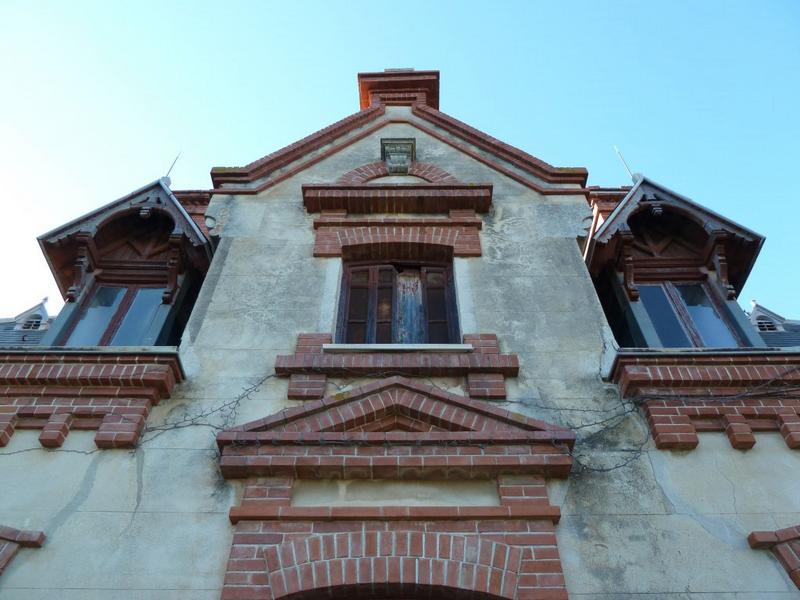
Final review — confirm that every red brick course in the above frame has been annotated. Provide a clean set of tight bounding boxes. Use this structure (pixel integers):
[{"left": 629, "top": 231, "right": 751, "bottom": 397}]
[
  {"left": 748, "top": 525, "right": 800, "bottom": 588},
  {"left": 0, "top": 351, "right": 183, "bottom": 448},
  {"left": 0, "top": 525, "right": 45, "bottom": 576}
]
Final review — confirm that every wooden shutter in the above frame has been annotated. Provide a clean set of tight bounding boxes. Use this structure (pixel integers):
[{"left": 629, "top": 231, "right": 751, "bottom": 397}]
[
  {"left": 374, "top": 266, "right": 396, "bottom": 343},
  {"left": 344, "top": 267, "right": 371, "bottom": 343},
  {"left": 422, "top": 267, "right": 452, "bottom": 343}
]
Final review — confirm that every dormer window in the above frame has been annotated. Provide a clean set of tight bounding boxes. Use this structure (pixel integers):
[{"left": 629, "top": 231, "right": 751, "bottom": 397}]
[
  {"left": 756, "top": 317, "right": 778, "bottom": 332},
  {"left": 585, "top": 178, "right": 765, "bottom": 350},
  {"left": 337, "top": 262, "right": 459, "bottom": 344},
  {"left": 21, "top": 315, "right": 42, "bottom": 330}
]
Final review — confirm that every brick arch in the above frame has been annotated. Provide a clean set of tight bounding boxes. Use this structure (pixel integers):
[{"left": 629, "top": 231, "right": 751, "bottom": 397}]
[
  {"left": 336, "top": 161, "right": 461, "bottom": 185},
  {"left": 340, "top": 237, "right": 459, "bottom": 263},
  {"left": 265, "top": 532, "right": 521, "bottom": 600}
]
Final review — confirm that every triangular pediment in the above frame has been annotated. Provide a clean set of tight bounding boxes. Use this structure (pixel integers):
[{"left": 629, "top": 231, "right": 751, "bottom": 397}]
[{"left": 232, "top": 377, "right": 569, "bottom": 438}]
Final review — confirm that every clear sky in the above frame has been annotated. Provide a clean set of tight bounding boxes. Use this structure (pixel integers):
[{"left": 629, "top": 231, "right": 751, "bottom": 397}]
[{"left": 1, "top": 0, "right": 798, "bottom": 318}]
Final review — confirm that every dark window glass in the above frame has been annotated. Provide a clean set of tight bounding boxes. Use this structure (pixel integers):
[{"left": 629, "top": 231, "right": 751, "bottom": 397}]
[
  {"left": 111, "top": 288, "right": 165, "bottom": 345},
  {"left": 66, "top": 286, "right": 126, "bottom": 346},
  {"left": 639, "top": 285, "right": 692, "bottom": 347},
  {"left": 676, "top": 284, "right": 738, "bottom": 347}
]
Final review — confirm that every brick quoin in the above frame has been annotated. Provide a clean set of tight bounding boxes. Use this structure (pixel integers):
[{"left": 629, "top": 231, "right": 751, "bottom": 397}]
[
  {"left": 748, "top": 525, "right": 800, "bottom": 588},
  {"left": 613, "top": 353, "right": 800, "bottom": 451},
  {"left": 0, "top": 351, "right": 183, "bottom": 449}
]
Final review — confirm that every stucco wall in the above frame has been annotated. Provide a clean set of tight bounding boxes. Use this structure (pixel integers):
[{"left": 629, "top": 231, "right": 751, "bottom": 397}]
[{"left": 1, "top": 105, "right": 798, "bottom": 598}]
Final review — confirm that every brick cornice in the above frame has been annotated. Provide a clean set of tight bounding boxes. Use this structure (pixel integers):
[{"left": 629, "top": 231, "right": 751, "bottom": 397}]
[
  {"left": 612, "top": 351, "right": 800, "bottom": 398},
  {"left": 412, "top": 103, "right": 588, "bottom": 186},
  {"left": 210, "top": 104, "right": 386, "bottom": 187},
  {"left": 302, "top": 184, "right": 493, "bottom": 214},
  {"left": 0, "top": 350, "right": 184, "bottom": 449}
]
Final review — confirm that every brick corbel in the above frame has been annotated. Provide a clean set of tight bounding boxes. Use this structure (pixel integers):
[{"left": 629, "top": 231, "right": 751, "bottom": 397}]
[
  {"left": 0, "top": 525, "right": 45, "bottom": 576},
  {"left": 0, "top": 350, "right": 183, "bottom": 449},
  {"left": 748, "top": 525, "right": 800, "bottom": 588}
]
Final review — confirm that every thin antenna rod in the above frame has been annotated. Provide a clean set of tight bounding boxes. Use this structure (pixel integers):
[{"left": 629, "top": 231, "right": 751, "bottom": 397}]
[
  {"left": 165, "top": 152, "right": 181, "bottom": 178},
  {"left": 613, "top": 145, "right": 634, "bottom": 181}
]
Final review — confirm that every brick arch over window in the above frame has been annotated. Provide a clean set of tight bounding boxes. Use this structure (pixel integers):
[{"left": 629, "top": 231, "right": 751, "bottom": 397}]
[
  {"left": 341, "top": 238, "right": 461, "bottom": 262},
  {"left": 265, "top": 532, "right": 521, "bottom": 600},
  {"left": 337, "top": 161, "right": 461, "bottom": 185}
]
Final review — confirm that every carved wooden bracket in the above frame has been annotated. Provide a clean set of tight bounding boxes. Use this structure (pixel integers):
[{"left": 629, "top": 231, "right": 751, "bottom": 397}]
[
  {"left": 65, "top": 234, "right": 97, "bottom": 302},
  {"left": 162, "top": 234, "right": 184, "bottom": 304},
  {"left": 620, "top": 232, "right": 639, "bottom": 300}
]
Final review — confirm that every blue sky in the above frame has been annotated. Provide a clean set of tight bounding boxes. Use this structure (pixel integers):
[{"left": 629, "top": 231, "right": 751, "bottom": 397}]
[{"left": 1, "top": 0, "right": 798, "bottom": 317}]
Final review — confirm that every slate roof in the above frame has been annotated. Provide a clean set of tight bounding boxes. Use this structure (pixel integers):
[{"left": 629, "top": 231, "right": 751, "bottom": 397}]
[
  {"left": 760, "top": 324, "right": 800, "bottom": 348},
  {"left": 0, "top": 325, "right": 49, "bottom": 346}
]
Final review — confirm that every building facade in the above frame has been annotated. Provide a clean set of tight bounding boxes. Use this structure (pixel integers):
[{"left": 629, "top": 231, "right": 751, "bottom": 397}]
[{"left": 0, "top": 69, "right": 798, "bottom": 599}]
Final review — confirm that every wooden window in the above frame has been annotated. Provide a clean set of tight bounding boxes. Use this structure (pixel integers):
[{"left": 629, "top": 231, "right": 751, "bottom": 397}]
[
  {"left": 337, "top": 263, "right": 459, "bottom": 344},
  {"left": 62, "top": 284, "right": 165, "bottom": 346},
  {"left": 639, "top": 282, "right": 743, "bottom": 348}
]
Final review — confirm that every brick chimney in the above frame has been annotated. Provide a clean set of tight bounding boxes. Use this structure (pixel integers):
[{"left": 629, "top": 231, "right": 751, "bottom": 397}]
[{"left": 357, "top": 69, "right": 440, "bottom": 110}]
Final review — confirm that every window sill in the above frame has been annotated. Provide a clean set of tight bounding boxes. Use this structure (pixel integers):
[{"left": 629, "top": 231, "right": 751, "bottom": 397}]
[{"left": 322, "top": 343, "right": 474, "bottom": 353}]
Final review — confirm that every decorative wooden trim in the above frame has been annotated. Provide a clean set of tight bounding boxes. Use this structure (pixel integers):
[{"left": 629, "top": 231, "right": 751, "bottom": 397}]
[
  {"left": 0, "top": 350, "right": 183, "bottom": 449},
  {"left": 748, "top": 525, "right": 800, "bottom": 588}
]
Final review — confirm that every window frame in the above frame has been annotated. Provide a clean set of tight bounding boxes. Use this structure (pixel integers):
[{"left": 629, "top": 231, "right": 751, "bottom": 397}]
[
  {"left": 60, "top": 281, "right": 166, "bottom": 346},
  {"left": 336, "top": 260, "right": 460, "bottom": 345},
  {"left": 639, "top": 280, "right": 746, "bottom": 348}
]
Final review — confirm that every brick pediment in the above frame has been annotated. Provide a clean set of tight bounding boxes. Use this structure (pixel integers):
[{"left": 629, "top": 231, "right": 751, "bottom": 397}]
[
  {"left": 217, "top": 378, "right": 574, "bottom": 480},
  {"left": 230, "top": 377, "right": 568, "bottom": 438}
]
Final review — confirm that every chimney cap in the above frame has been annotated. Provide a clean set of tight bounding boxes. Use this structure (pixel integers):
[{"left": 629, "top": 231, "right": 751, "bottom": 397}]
[{"left": 357, "top": 69, "right": 440, "bottom": 110}]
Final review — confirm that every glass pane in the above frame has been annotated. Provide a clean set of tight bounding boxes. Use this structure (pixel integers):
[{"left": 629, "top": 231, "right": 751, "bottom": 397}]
[
  {"left": 425, "top": 270, "right": 445, "bottom": 287},
  {"left": 376, "top": 323, "right": 392, "bottom": 344},
  {"left": 676, "top": 284, "right": 739, "bottom": 347},
  {"left": 346, "top": 323, "right": 366, "bottom": 344},
  {"left": 428, "top": 323, "right": 449, "bottom": 344},
  {"left": 111, "top": 288, "right": 165, "bottom": 345},
  {"left": 378, "top": 268, "right": 394, "bottom": 285},
  {"left": 426, "top": 288, "right": 447, "bottom": 322},
  {"left": 66, "top": 286, "right": 126, "bottom": 346},
  {"left": 638, "top": 285, "right": 692, "bottom": 348},
  {"left": 350, "top": 269, "right": 369, "bottom": 285},
  {"left": 377, "top": 287, "right": 393, "bottom": 321}
]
